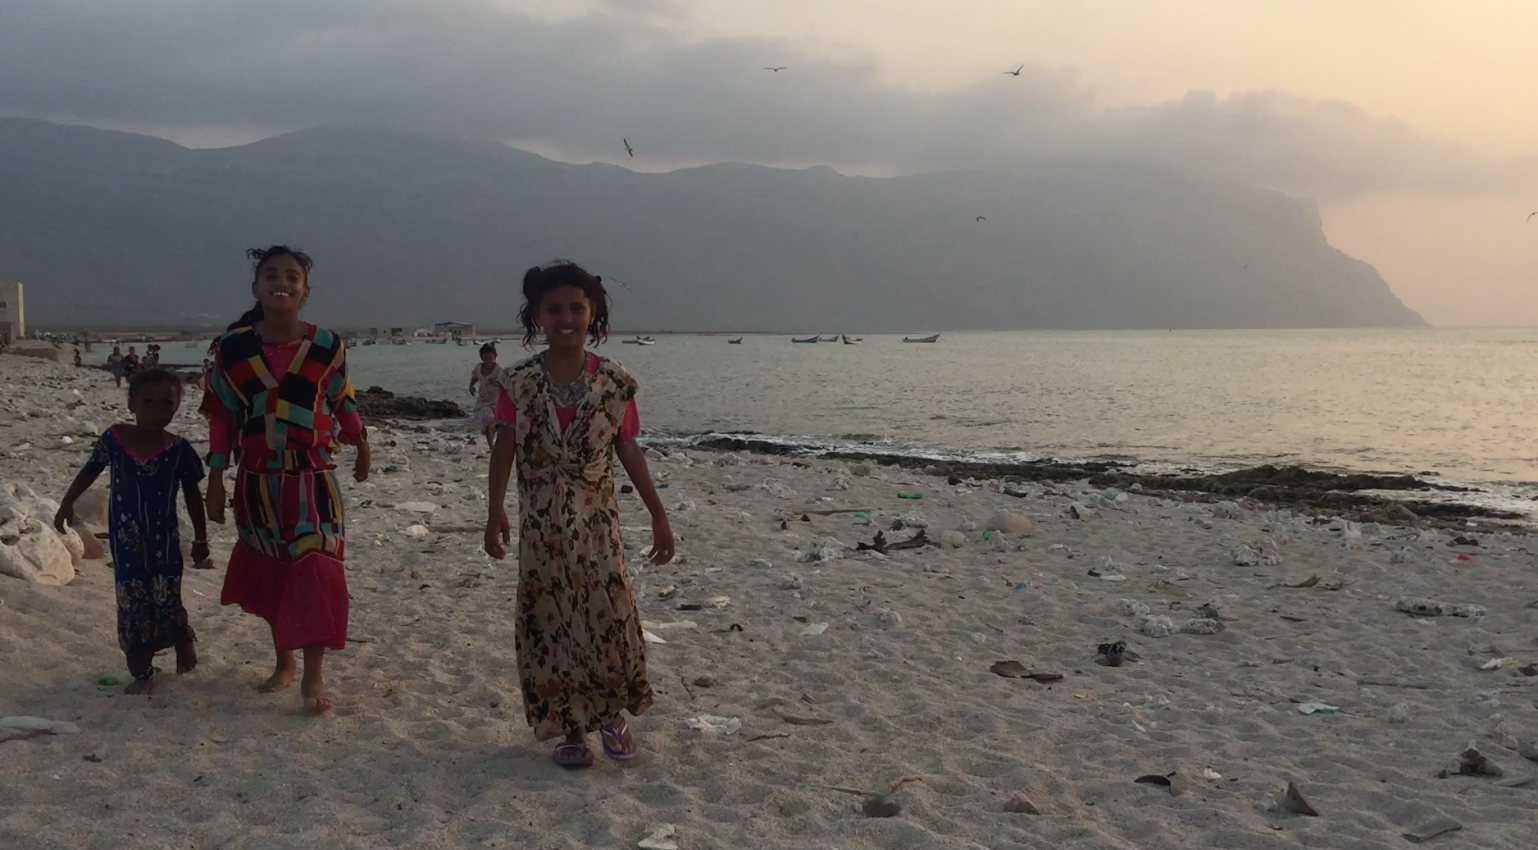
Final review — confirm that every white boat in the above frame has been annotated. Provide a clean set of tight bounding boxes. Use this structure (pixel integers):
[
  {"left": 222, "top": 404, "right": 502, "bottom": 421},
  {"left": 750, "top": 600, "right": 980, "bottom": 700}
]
[
  {"left": 622, "top": 335, "right": 656, "bottom": 346},
  {"left": 728, "top": 336, "right": 743, "bottom": 344},
  {"left": 841, "top": 334, "right": 862, "bottom": 345},
  {"left": 902, "top": 333, "right": 941, "bottom": 343}
]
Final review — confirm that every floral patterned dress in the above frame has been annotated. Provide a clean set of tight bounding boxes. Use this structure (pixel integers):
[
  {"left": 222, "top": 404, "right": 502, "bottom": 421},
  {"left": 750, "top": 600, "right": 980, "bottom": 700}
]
[
  {"left": 498, "top": 352, "right": 653, "bottom": 740},
  {"left": 82, "top": 427, "right": 205, "bottom": 657}
]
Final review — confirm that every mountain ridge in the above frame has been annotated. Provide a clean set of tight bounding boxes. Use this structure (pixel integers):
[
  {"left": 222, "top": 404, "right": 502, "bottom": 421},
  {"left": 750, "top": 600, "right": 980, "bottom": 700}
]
[{"left": 0, "top": 117, "right": 1426, "bottom": 331}]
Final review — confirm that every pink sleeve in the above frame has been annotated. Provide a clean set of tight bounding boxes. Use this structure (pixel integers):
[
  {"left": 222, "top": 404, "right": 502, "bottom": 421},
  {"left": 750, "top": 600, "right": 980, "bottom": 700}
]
[
  {"left": 207, "top": 392, "right": 235, "bottom": 466},
  {"left": 617, "top": 398, "right": 641, "bottom": 443},
  {"left": 493, "top": 389, "right": 517, "bottom": 427},
  {"left": 333, "top": 408, "right": 365, "bottom": 445}
]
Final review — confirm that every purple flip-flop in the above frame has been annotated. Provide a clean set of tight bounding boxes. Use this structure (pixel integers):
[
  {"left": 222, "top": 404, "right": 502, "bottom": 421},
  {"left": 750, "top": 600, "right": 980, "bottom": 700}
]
[{"left": 601, "top": 719, "right": 638, "bottom": 761}]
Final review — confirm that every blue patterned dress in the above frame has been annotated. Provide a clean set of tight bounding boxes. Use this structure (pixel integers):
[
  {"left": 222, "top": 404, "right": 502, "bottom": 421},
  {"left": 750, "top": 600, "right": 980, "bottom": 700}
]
[{"left": 82, "top": 427, "right": 206, "bottom": 657}]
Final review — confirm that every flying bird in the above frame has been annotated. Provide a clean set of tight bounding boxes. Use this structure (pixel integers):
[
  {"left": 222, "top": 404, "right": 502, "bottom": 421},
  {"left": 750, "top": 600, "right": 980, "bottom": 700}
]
[
  {"left": 610, "top": 277, "right": 635, "bottom": 292},
  {"left": 1528, "top": 211, "right": 1537, "bottom": 221},
  {"left": 623, "top": 139, "right": 634, "bottom": 157},
  {"left": 1004, "top": 65, "right": 1023, "bottom": 76},
  {"left": 976, "top": 216, "right": 987, "bottom": 222},
  {"left": 764, "top": 66, "right": 787, "bottom": 72}
]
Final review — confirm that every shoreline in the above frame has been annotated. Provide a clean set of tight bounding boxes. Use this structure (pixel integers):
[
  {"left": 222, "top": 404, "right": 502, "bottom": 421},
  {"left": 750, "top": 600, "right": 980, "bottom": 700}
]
[{"left": 355, "top": 387, "right": 1536, "bottom": 528}]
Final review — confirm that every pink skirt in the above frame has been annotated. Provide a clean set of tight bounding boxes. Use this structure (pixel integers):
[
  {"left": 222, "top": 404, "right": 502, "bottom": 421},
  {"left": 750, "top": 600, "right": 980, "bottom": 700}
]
[{"left": 221, "top": 543, "right": 350, "bottom": 652}]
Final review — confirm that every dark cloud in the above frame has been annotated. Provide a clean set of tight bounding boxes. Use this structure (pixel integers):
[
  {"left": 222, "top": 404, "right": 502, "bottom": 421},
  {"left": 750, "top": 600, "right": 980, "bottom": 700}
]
[{"left": 0, "top": 0, "right": 1529, "bottom": 195}]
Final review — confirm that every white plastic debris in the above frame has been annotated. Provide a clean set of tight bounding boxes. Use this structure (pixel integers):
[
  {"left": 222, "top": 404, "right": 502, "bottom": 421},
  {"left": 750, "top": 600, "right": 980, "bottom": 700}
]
[
  {"left": 396, "top": 501, "right": 439, "bottom": 513},
  {"left": 800, "top": 622, "right": 829, "bottom": 636},
  {"left": 1298, "top": 703, "right": 1341, "bottom": 715},
  {"left": 403, "top": 524, "right": 430, "bottom": 538},
  {"left": 0, "top": 716, "right": 82, "bottom": 741},
  {"left": 684, "top": 715, "right": 741, "bottom": 736},
  {"left": 642, "top": 630, "right": 667, "bottom": 645},
  {"left": 638, "top": 824, "right": 679, "bottom": 850}
]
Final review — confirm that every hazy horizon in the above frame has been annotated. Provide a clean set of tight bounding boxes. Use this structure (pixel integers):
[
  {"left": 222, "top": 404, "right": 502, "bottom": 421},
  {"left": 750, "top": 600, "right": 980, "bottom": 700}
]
[{"left": 1, "top": 0, "right": 1534, "bottom": 325}]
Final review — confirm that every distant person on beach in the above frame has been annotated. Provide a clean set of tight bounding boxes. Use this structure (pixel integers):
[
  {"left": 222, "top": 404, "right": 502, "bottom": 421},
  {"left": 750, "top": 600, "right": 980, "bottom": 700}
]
[
  {"left": 73, "top": 348, "right": 83, "bottom": 367},
  {"left": 108, "top": 346, "right": 125, "bottom": 386},
  {"left": 484, "top": 260, "right": 674, "bottom": 767},
  {"left": 197, "top": 356, "right": 216, "bottom": 419},
  {"left": 123, "top": 346, "right": 141, "bottom": 380},
  {"left": 467, "top": 342, "right": 502, "bottom": 449},
  {"left": 205, "top": 246, "right": 371, "bottom": 716},
  {"left": 53, "top": 368, "right": 210, "bottom": 695}
]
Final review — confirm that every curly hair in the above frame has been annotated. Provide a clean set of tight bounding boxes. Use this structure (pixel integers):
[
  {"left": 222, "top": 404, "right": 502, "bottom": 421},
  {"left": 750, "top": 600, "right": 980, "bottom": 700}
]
[
  {"left": 517, "top": 260, "right": 611, "bottom": 349},
  {"left": 229, "top": 245, "right": 314, "bottom": 330}
]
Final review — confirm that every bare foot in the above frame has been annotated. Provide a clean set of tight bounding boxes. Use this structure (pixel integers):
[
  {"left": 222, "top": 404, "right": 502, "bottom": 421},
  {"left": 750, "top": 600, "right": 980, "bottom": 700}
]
[
  {"left": 124, "top": 676, "right": 155, "bottom": 695},
  {"left": 175, "top": 642, "right": 198, "bottom": 675},
  {"left": 301, "top": 681, "right": 333, "bottom": 716},
  {"left": 258, "top": 664, "right": 297, "bottom": 693}
]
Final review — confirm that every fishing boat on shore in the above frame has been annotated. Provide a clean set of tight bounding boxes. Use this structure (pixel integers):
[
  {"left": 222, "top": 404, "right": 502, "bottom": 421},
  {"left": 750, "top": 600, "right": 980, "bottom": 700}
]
[
  {"left": 728, "top": 336, "right": 743, "bottom": 344},
  {"left": 622, "top": 335, "right": 657, "bottom": 346},
  {"left": 902, "top": 333, "right": 941, "bottom": 343},
  {"left": 841, "top": 334, "right": 861, "bottom": 345},
  {"left": 791, "top": 335, "right": 819, "bottom": 344}
]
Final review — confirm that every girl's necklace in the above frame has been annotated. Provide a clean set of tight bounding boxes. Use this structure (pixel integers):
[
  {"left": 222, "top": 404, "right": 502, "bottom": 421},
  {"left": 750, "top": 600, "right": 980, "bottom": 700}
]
[{"left": 544, "top": 356, "right": 591, "bottom": 408}]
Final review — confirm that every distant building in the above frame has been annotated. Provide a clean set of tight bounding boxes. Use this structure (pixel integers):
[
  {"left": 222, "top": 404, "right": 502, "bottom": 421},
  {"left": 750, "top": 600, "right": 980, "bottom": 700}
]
[
  {"left": 0, "top": 280, "right": 22, "bottom": 344},
  {"left": 433, "top": 321, "right": 475, "bottom": 336}
]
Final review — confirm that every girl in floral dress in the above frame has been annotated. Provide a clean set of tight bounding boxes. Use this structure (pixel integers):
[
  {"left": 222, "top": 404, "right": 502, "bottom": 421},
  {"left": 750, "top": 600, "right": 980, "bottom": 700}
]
[
  {"left": 205, "top": 246, "right": 370, "bottom": 716},
  {"left": 484, "top": 260, "right": 674, "bottom": 768},
  {"left": 467, "top": 342, "right": 502, "bottom": 449},
  {"left": 55, "top": 368, "right": 210, "bottom": 694}
]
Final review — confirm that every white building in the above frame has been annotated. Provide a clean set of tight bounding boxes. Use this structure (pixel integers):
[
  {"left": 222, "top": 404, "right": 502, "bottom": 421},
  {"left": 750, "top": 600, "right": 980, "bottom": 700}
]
[{"left": 0, "top": 280, "right": 22, "bottom": 344}]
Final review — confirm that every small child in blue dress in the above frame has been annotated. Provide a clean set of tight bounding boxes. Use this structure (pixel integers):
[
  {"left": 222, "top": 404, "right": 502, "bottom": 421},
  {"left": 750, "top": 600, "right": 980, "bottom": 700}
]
[{"left": 55, "top": 367, "right": 210, "bottom": 695}]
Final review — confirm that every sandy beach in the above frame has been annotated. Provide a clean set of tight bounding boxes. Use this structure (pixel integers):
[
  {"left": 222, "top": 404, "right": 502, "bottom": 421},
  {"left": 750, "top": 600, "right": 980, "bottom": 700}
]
[{"left": 2, "top": 354, "right": 1536, "bottom": 850}]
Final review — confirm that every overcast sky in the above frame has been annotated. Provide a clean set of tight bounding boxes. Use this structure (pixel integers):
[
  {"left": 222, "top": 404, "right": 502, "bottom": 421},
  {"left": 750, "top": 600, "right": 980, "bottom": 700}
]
[{"left": 1, "top": 0, "right": 1534, "bottom": 324}]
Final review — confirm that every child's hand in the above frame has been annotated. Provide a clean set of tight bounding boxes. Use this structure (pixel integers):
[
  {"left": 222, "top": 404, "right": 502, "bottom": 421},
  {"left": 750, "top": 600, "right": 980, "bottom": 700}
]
[
  {"left": 484, "top": 507, "right": 512, "bottom": 559},
  {"left": 353, "top": 444, "right": 371, "bottom": 482},
  {"left": 649, "top": 516, "right": 675, "bottom": 565},
  {"left": 191, "top": 539, "right": 210, "bottom": 563},
  {"left": 52, "top": 503, "right": 75, "bottom": 534},
  {"left": 206, "top": 478, "right": 226, "bottom": 524}
]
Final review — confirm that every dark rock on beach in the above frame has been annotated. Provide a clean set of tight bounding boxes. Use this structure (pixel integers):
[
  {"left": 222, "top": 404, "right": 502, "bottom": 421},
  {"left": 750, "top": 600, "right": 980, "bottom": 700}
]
[
  {"left": 681, "top": 437, "right": 1518, "bottom": 525},
  {"left": 355, "top": 386, "right": 465, "bottom": 421}
]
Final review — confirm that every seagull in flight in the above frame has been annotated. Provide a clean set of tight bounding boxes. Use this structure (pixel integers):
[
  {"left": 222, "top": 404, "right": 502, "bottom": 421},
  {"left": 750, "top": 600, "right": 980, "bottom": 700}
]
[
  {"left": 1528, "top": 211, "right": 1537, "bottom": 221},
  {"left": 1004, "top": 65, "right": 1023, "bottom": 76},
  {"left": 623, "top": 138, "right": 634, "bottom": 157},
  {"left": 976, "top": 216, "right": 987, "bottom": 222},
  {"left": 764, "top": 66, "right": 787, "bottom": 72}
]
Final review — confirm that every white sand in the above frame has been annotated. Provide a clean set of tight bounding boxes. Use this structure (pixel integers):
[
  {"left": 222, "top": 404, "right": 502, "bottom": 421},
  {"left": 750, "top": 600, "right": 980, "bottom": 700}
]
[{"left": 2, "top": 354, "right": 1536, "bottom": 850}]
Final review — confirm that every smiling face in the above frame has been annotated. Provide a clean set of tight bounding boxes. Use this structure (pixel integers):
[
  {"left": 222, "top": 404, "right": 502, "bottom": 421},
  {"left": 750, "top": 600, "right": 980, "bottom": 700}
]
[
  {"left": 480, "top": 350, "right": 497, "bottom": 365},
  {"left": 253, "top": 254, "right": 309, "bottom": 316},
  {"left": 537, "top": 284, "right": 594, "bottom": 353}
]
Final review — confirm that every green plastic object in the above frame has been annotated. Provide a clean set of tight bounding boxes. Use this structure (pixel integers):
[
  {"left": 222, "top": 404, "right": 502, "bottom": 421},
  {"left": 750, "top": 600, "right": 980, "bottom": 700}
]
[
  {"left": 897, "top": 492, "right": 923, "bottom": 500},
  {"left": 849, "top": 512, "right": 868, "bottom": 518},
  {"left": 97, "top": 668, "right": 158, "bottom": 686}
]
